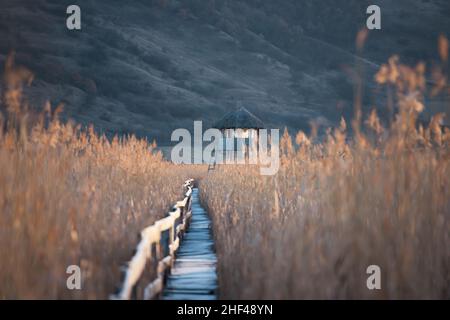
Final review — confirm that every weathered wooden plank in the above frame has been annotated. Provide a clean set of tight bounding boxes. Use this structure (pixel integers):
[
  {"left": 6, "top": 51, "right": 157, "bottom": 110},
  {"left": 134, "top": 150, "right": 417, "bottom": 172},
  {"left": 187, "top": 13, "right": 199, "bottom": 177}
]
[
  {"left": 143, "top": 277, "right": 163, "bottom": 300},
  {"left": 162, "top": 188, "right": 218, "bottom": 300},
  {"left": 176, "top": 197, "right": 188, "bottom": 208},
  {"left": 156, "top": 210, "right": 178, "bottom": 232},
  {"left": 141, "top": 225, "right": 160, "bottom": 244}
]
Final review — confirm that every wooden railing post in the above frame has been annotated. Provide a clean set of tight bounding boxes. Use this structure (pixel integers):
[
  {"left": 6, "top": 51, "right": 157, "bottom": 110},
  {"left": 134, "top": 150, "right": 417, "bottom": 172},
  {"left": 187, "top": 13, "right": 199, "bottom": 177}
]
[{"left": 111, "top": 179, "right": 195, "bottom": 300}]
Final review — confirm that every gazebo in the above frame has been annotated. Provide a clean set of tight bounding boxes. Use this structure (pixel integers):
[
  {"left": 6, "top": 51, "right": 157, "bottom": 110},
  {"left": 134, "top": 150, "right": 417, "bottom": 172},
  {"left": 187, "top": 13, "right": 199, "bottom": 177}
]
[{"left": 212, "top": 107, "right": 264, "bottom": 163}]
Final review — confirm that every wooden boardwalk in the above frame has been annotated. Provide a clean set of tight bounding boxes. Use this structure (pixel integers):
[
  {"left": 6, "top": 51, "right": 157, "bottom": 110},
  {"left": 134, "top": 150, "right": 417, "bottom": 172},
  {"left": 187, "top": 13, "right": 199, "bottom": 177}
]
[{"left": 162, "top": 188, "right": 218, "bottom": 300}]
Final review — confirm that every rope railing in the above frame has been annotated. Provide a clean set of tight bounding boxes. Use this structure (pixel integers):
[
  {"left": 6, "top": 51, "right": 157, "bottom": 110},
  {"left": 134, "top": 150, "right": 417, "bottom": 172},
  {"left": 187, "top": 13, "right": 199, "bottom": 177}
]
[{"left": 111, "top": 179, "right": 195, "bottom": 300}]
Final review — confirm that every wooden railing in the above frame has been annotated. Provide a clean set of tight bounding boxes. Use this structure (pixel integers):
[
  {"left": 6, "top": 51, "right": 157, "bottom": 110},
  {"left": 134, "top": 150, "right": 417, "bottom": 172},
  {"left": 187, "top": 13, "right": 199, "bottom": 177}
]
[{"left": 111, "top": 179, "right": 194, "bottom": 300}]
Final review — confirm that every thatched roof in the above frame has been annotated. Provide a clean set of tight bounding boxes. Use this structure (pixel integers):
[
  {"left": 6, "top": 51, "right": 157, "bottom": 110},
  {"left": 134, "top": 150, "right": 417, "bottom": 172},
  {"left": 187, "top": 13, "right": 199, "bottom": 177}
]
[{"left": 212, "top": 107, "right": 264, "bottom": 130}]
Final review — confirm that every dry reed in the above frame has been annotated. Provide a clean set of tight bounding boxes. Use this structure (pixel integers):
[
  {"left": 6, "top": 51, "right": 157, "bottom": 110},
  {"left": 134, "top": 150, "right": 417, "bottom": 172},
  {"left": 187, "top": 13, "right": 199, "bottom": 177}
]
[
  {"left": 200, "top": 40, "right": 450, "bottom": 299},
  {"left": 0, "top": 53, "right": 205, "bottom": 299}
]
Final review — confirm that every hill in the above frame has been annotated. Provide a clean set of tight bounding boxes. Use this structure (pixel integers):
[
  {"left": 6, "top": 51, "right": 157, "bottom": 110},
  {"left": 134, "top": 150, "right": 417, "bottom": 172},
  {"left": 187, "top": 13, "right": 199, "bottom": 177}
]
[{"left": 1, "top": 0, "right": 449, "bottom": 143}]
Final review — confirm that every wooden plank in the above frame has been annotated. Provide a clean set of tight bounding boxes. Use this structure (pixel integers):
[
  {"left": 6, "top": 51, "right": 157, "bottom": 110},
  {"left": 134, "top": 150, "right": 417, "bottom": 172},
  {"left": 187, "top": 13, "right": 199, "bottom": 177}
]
[
  {"left": 170, "top": 237, "right": 180, "bottom": 254},
  {"left": 176, "top": 197, "right": 188, "bottom": 208},
  {"left": 156, "top": 214, "right": 176, "bottom": 232},
  {"left": 141, "top": 225, "right": 160, "bottom": 245},
  {"left": 114, "top": 234, "right": 150, "bottom": 299},
  {"left": 162, "top": 188, "right": 218, "bottom": 300},
  {"left": 143, "top": 277, "right": 163, "bottom": 300}
]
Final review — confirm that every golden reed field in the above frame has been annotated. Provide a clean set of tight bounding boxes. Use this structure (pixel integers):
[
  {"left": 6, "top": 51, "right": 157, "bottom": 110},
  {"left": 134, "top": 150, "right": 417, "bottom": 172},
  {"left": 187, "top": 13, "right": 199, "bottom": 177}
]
[
  {"left": 0, "top": 54, "right": 204, "bottom": 299},
  {"left": 1, "top": 34, "right": 449, "bottom": 299},
  {"left": 201, "top": 35, "right": 450, "bottom": 299}
]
